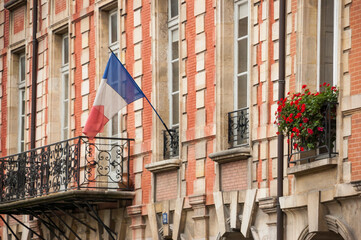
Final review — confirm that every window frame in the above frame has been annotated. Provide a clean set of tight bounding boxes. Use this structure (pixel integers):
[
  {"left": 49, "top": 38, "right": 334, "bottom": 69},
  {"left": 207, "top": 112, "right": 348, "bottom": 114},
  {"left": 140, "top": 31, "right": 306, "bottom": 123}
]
[
  {"left": 317, "top": 0, "right": 339, "bottom": 90},
  {"left": 18, "top": 54, "right": 26, "bottom": 152},
  {"left": 108, "top": 10, "right": 120, "bottom": 138},
  {"left": 61, "top": 34, "right": 70, "bottom": 140},
  {"left": 233, "top": 0, "right": 250, "bottom": 111},
  {"left": 167, "top": 0, "right": 179, "bottom": 129}
]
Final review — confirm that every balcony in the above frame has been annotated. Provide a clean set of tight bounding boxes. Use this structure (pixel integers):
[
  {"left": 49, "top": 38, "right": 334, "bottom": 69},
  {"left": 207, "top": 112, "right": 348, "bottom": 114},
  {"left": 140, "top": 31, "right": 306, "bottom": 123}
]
[
  {"left": 228, "top": 107, "right": 249, "bottom": 148},
  {"left": 287, "top": 103, "right": 338, "bottom": 174},
  {"left": 0, "top": 136, "right": 134, "bottom": 239},
  {"left": 163, "top": 127, "right": 179, "bottom": 159}
]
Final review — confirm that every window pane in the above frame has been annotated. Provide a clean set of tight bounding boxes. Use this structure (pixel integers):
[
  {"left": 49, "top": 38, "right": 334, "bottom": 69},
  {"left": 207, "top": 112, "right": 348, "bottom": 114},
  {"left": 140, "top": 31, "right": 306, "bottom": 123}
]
[
  {"left": 20, "top": 56, "right": 25, "bottom": 83},
  {"left": 238, "top": 38, "right": 248, "bottom": 74},
  {"left": 110, "top": 13, "right": 118, "bottom": 44},
  {"left": 21, "top": 91, "right": 25, "bottom": 115},
  {"left": 63, "top": 36, "right": 69, "bottom": 65},
  {"left": 319, "top": 0, "right": 334, "bottom": 87},
  {"left": 170, "top": 0, "right": 178, "bottom": 18},
  {"left": 238, "top": 2, "right": 248, "bottom": 20},
  {"left": 172, "top": 93, "right": 179, "bottom": 125},
  {"left": 237, "top": 75, "right": 247, "bottom": 109},
  {"left": 172, "top": 61, "right": 179, "bottom": 92},
  {"left": 172, "top": 30, "right": 179, "bottom": 60},
  {"left": 238, "top": 17, "right": 248, "bottom": 38},
  {"left": 111, "top": 115, "right": 118, "bottom": 136},
  {"left": 63, "top": 74, "right": 69, "bottom": 99},
  {"left": 63, "top": 103, "right": 68, "bottom": 128}
]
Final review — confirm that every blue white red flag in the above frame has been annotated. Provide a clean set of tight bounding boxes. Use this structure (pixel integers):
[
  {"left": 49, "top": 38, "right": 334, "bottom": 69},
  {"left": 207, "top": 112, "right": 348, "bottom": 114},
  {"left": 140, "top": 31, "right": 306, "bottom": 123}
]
[{"left": 83, "top": 53, "right": 145, "bottom": 138}]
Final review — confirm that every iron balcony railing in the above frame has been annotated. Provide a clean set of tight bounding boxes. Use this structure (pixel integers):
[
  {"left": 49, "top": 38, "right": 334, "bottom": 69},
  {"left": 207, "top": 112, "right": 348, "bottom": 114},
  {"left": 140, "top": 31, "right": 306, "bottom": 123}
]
[
  {"left": 163, "top": 127, "right": 179, "bottom": 159},
  {"left": 228, "top": 107, "right": 249, "bottom": 147},
  {"left": 288, "top": 102, "right": 338, "bottom": 166},
  {"left": 0, "top": 136, "right": 133, "bottom": 203}
]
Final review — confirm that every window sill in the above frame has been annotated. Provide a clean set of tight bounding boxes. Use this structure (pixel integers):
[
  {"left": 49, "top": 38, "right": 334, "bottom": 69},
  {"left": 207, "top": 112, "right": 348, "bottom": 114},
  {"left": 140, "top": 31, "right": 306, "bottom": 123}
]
[
  {"left": 145, "top": 159, "right": 181, "bottom": 173},
  {"left": 4, "top": 0, "right": 26, "bottom": 10},
  {"left": 209, "top": 147, "right": 251, "bottom": 164},
  {"left": 287, "top": 157, "right": 337, "bottom": 176}
]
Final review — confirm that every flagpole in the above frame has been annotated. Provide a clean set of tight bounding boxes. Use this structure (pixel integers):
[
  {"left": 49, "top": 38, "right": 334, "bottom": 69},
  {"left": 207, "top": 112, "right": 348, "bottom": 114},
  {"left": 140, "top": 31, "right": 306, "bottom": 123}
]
[{"left": 108, "top": 47, "right": 175, "bottom": 139}]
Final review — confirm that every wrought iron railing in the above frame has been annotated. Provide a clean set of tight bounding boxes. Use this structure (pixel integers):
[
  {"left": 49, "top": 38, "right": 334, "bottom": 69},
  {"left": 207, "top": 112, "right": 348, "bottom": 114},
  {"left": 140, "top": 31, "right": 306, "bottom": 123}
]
[
  {"left": 288, "top": 102, "right": 338, "bottom": 165},
  {"left": 0, "top": 136, "right": 133, "bottom": 203},
  {"left": 163, "top": 127, "right": 179, "bottom": 159},
  {"left": 228, "top": 107, "right": 249, "bottom": 147}
]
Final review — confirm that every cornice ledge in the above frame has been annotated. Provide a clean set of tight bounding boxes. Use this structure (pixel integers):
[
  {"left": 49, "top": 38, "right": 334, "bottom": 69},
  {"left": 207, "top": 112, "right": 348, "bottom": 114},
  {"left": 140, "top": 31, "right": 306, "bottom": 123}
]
[
  {"left": 258, "top": 197, "right": 277, "bottom": 214},
  {"left": 4, "top": 0, "right": 26, "bottom": 11},
  {"left": 209, "top": 147, "right": 251, "bottom": 164},
  {"left": 145, "top": 159, "right": 181, "bottom": 173}
]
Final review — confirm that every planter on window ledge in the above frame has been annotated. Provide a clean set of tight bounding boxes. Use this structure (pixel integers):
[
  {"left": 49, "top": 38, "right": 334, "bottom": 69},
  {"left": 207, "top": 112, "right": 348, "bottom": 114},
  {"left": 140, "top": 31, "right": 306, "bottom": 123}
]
[{"left": 275, "top": 84, "right": 338, "bottom": 165}]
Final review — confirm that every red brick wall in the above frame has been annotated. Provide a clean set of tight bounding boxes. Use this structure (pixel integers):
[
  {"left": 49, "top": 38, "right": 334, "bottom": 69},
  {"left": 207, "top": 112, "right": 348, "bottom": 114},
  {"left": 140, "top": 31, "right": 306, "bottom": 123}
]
[
  {"left": 348, "top": 113, "right": 361, "bottom": 181},
  {"left": 55, "top": 0, "right": 67, "bottom": 15},
  {"left": 155, "top": 170, "right": 178, "bottom": 202},
  {"left": 348, "top": 0, "right": 361, "bottom": 181},
  {"left": 350, "top": 0, "right": 361, "bottom": 96},
  {"left": 13, "top": 6, "right": 24, "bottom": 35},
  {"left": 220, "top": 160, "right": 248, "bottom": 191}
]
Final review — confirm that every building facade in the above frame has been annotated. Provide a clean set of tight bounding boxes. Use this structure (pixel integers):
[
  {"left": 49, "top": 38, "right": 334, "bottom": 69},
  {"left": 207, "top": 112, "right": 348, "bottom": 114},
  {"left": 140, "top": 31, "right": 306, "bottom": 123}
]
[{"left": 0, "top": 0, "right": 360, "bottom": 239}]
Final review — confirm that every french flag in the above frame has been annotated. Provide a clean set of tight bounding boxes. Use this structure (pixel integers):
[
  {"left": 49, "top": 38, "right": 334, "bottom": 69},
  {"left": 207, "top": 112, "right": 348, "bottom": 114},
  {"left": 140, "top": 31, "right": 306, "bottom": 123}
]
[{"left": 83, "top": 53, "right": 145, "bottom": 138}]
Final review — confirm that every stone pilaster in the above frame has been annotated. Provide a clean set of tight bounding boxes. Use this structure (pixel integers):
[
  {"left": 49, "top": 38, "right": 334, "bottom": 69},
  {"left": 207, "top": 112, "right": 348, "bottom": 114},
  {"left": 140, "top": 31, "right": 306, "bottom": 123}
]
[
  {"left": 189, "top": 194, "right": 208, "bottom": 240},
  {"left": 127, "top": 205, "right": 145, "bottom": 240}
]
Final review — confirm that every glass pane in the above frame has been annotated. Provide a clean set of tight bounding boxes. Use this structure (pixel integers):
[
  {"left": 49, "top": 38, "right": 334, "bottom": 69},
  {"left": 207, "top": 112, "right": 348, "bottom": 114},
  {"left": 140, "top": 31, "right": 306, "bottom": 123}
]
[
  {"left": 63, "top": 103, "right": 68, "bottom": 128},
  {"left": 238, "top": 38, "right": 248, "bottom": 74},
  {"left": 20, "top": 56, "right": 25, "bottom": 83},
  {"left": 172, "top": 61, "right": 179, "bottom": 92},
  {"left": 63, "top": 74, "right": 69, "bottom": 99},
  {"left": 172, "top": 93, "right": 179, "bottom": 125},
  {"left": 110, "top": 13, "right": 118, "bottom": 44},
  {"left": 237, "top": 75, "right": 247, "bottom": 109},
  {"left": 21, "top": 91, "right": 25, "bottom": 115},
  {"left": 172, "top": 30, "right": 179, "bottom": 60},
  {"left": 63, "top": 36, "right": 69, "bottom": 64},
  {"left": 112, "top": 115, "right": 118, "bottom": 136},
  {"left": 238, "top": 2, "right": 248, "bottom": 20},
  {"left": 170, "top": 0, "right": 178, "bottom": 18},
  {"left": 63, "top": 129, "right": 68, "bottom": 140},
  {"left": 238, "top": 17, "right": 248, "bottom": 38},
  {"left": 319, "top": 0, "right": 334, "bottom": 87}
]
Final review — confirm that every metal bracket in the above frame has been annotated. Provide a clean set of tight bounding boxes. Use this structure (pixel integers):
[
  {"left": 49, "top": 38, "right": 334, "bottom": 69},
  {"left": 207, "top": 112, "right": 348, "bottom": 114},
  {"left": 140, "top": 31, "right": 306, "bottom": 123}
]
[
  {"left": 0, "top": 215, "right": 20, "bottom": 240},
  {"left": 8, "top": 214, "right": 45, "bottom": 240},
  {"left": 73, "top": 202, "right": 117, "bottom": 240}
]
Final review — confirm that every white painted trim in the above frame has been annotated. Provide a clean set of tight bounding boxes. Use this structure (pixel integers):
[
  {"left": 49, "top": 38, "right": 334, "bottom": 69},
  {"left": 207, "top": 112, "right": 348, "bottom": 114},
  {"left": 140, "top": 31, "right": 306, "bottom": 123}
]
[{"left": 317, "top": 0, "right": 321, "bottom": 90}]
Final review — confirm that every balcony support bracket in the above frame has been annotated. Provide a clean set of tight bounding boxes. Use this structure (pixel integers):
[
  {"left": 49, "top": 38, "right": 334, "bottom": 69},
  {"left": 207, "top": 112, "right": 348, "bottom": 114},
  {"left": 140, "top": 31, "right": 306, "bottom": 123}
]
[
  {"left": 26, "top": 210, "right": 62, "bottom": 240},
  {"left": 39, "top": 210, "right": 70, "bottom": 240},
  {"left": 48, "top": 208, "right": 82, "bottom": 240},
  {"left": 8, "top": 214, "right": 46, "bottom": 240},
  {"left": 84, "top": 201, "right": 117, "bottom": 240},
  {"left": 54, "top": 206, "right": 97, "bottom": 232},
  {"left": 0, "top": 215, "right": 20, "bottom": 240}
]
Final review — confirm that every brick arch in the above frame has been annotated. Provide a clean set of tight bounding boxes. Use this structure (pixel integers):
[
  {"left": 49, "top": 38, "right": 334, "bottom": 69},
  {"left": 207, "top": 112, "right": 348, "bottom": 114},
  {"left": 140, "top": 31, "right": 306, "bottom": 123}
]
[{"left": 298, "top": 215, "right": 354, "bottom": 240}]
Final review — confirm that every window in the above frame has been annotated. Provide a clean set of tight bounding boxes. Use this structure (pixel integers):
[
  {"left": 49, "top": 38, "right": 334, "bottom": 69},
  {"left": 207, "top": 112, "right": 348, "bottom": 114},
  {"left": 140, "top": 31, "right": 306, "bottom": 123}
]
[
  {"left": 168, "top": 0, "right": 179, "bottom": 130},
  {"left": 61, "top": 34, "right": 69, "bottom": 140},
  {"left": 229, "top": 0, "right": 249, "bottom": 147},
  {"left": 317, "top": 0, "right": 337, "bottom": 90},
  {"left": 18, "top": 54, "right": 25, "bottom": 152},
  {"left": 234, "top": 0, "right": 248, "bottom": 111},
  {"left": 165, "top": 0, "right": 179, "bottom": 158},
  {"left": 108, "top": 10, "right": 120, "bottom": 139}
]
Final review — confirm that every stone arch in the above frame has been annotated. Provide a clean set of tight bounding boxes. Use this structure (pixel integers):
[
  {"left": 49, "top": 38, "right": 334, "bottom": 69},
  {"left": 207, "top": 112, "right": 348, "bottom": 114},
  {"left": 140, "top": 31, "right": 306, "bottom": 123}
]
[{"left": 298, "top": 215, "right": 354, "bottom": 240}]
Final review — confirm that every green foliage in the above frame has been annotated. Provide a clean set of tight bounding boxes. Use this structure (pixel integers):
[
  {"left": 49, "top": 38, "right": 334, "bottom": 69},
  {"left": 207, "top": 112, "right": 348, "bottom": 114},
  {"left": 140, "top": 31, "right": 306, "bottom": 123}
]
[{"left": 275, "top": 84, "right": 338, "bottom": 151}]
